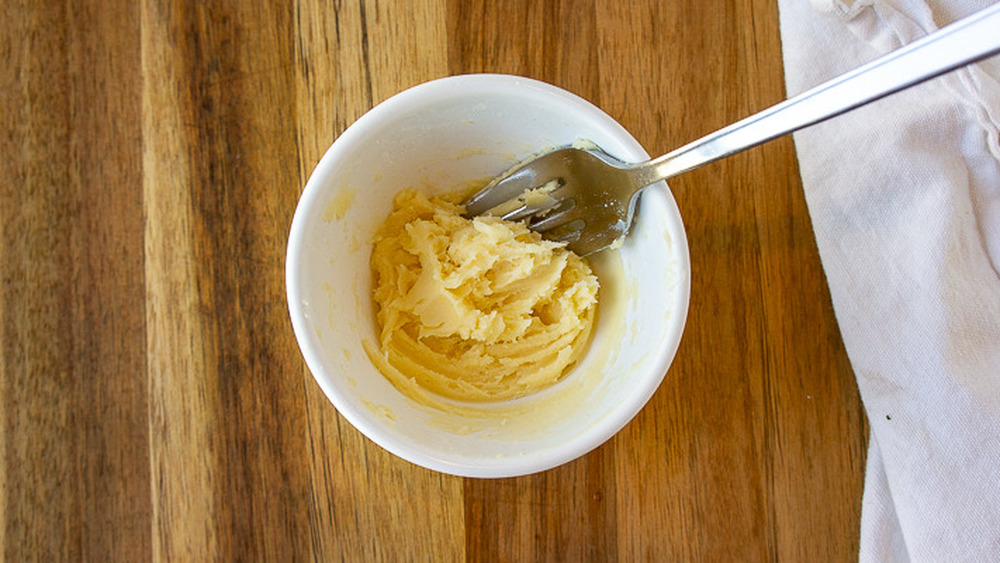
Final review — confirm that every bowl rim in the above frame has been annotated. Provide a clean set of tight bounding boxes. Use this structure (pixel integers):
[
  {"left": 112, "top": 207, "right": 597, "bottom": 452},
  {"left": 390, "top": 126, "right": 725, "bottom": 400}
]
[{"left": 286, "top": 73, "right": 690, "bottom": 478}]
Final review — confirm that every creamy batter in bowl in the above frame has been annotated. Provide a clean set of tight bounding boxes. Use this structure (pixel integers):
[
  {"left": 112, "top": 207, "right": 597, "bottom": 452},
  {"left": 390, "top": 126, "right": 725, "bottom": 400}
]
[
  {"left": 286, "top": 74, "right": 690, "bottom": 477},
  {"left": 367, "top": 188, "right": 600, "bottom": 404}
]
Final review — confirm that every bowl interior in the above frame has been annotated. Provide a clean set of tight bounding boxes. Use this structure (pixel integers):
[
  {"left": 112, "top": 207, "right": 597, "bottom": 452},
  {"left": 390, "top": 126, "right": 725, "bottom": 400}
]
[{"left": 287, "top": 75, "right": 690, "bottom": 477}]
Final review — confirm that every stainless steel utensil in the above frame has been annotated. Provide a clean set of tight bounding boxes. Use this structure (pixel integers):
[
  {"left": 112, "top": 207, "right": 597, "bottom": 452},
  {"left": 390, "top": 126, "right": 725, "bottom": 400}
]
[{"left": 464, "top": 3, "right": 1000, "bottom": 255}]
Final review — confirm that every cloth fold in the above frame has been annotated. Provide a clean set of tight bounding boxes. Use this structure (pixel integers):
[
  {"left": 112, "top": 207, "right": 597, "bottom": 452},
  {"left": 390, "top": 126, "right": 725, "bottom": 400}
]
[{"left": 777, "top": 0, "right": 1000, "bottom": 560}]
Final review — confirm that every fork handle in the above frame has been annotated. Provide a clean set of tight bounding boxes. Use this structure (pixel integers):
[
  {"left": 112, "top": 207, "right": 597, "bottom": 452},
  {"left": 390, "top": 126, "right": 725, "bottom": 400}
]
[{"left": 632, "top": 2, "right": 1000, "bottom": 187}]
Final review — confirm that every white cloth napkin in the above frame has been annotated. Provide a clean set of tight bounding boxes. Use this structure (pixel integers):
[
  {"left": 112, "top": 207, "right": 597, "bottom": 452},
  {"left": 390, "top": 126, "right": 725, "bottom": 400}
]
[{"left": 776, "top": 0, "right": 1000, "bottom": 560}]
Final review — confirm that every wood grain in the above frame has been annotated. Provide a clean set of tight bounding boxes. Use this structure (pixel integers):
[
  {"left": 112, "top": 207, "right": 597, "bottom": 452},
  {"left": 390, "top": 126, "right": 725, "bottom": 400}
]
[
  {"left": 2, "top": 1, "right": 149, "bottom": 560},
  {"left": 2, "top": 0, "right": 867, "bottom": 560}
]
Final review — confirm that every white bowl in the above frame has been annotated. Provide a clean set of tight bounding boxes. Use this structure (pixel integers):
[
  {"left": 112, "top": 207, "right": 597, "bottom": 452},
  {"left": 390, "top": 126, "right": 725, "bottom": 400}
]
[{"left": 286, "top": 74, "right": 690, "bottom": 478}]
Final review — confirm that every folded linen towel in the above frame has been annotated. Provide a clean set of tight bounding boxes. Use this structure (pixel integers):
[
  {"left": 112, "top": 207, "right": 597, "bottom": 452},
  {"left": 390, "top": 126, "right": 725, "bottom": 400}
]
[{"left": 777, "top": 0, "right": 1000, "bottom": 560}]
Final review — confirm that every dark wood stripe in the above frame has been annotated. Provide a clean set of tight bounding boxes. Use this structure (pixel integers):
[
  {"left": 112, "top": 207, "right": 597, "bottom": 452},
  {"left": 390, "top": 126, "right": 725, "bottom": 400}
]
[{"left": 152, "top": 1, "right": 313, "bottom": 559}]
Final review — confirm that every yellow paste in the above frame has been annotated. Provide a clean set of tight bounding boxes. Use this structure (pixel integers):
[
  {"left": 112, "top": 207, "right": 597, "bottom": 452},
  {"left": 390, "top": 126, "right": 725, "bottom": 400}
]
[{"left": 368, "top": 188, "right": 599, "bottom": 403}]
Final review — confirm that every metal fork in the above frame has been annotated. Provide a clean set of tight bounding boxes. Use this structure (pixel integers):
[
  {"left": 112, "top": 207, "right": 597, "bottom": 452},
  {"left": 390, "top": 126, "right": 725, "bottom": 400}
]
[{"left": 463, "top": 3, "right": 1000, "bottom": 256}]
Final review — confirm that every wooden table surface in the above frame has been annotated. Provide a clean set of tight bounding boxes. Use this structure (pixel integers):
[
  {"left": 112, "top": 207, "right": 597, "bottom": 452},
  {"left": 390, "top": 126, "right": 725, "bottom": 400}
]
[{"left": 2, "top": 0, "right": 869, "bottom": 560}]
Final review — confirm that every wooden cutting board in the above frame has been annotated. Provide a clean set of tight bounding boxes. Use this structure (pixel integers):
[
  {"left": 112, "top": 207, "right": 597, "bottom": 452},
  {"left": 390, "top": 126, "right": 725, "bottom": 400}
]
[{"left": 1, "top": 0, "right": 866, "bottom": 559}]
